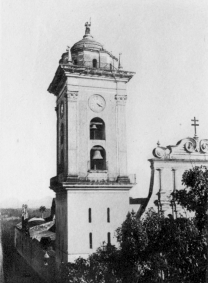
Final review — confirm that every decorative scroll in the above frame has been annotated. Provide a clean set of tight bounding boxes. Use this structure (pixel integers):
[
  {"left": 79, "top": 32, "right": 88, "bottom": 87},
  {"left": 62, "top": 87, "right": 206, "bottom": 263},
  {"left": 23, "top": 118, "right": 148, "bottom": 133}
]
[
  {"left": 153, "top": 147, "right": 170, "bottom": 159},
  {"left": 184, "top": 141, "right": 196, "bottom": 153},
  {"left": 200, "top": 139, "right": 208, "bottom": 153},
  {"left": 152, "top": 137, "right": 208, "bottom": 159}
]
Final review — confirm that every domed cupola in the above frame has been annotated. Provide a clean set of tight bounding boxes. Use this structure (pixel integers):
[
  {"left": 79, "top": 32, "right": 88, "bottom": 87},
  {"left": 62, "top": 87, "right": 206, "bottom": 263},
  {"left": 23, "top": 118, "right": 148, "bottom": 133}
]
[
  {"left": 68, "top": 22, "right": 118, "bottom": 70},
  {"left": 71, "top": 22, "right": 103, "bottom": 53}
]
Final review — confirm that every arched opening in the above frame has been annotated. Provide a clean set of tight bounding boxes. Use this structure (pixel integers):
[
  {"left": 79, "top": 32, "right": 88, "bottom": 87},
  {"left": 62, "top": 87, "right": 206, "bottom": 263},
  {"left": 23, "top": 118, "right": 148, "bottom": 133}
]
[
  {"left": 92, "top": 59, "right": 97, "bottom": 68},
  {"left": 90, "top": 118, "right": 105, "bottom": 140},
  {"left": 90, "top": 146, "right": 106, "bottom": 171}
]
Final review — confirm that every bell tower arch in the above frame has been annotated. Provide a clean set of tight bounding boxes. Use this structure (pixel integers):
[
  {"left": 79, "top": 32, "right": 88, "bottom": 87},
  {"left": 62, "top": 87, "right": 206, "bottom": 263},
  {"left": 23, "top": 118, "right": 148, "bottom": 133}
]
[{"left": 48, "top": 22, "right": 136, "bottom": 264}]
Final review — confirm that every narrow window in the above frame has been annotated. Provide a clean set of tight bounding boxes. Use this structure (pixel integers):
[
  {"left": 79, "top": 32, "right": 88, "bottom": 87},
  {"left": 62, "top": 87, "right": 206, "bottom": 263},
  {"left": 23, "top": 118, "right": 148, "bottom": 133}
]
[
  {"left": 93, "top": 59, "right": 97, "bottom": 68},
  {"left": 107, "top": 208, "right": 110, "bottom": 223},
  {"left": 89, "top": 233, "right": 92, "bottom": 249},
  {"left": 89, "top": 208, "right": 91, "bottom": 223},
  {"left": 107, "top": 232, "right": 111, "bottom": 245}
]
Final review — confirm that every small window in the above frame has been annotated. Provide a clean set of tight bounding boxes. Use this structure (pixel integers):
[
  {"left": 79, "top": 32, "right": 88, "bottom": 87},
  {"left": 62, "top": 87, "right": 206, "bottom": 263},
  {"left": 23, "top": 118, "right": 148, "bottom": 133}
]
[
  {"left": 92, "top": 59, "right": 97, "bottom": 68},
  {"left": 107, "top": 208, "right": 110, "bottom": 223},
  {"left": 89, "top": 208, "right": 91, "bottom": 223},
  {"left": 107, "top": 232, "right": 111, "bottom": 245},
  {"left": 89, "top": 233, "right": 92, "bottom": 249},
  {"left": 74, "top": 59, "right": 77, "bottom": 65}
]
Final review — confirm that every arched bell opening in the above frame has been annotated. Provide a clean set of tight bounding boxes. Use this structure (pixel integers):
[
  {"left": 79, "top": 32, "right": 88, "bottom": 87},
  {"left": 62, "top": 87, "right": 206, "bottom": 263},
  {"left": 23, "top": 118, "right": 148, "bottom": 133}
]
[
  {"left": 92, "top": 59, "right": 97, "bottom": 68},
  {"left": 90, "top": 146, "right": 106, "bottom": 171},
  {"left": 90, "top": 118, "right": 105, "bottom": 140}
]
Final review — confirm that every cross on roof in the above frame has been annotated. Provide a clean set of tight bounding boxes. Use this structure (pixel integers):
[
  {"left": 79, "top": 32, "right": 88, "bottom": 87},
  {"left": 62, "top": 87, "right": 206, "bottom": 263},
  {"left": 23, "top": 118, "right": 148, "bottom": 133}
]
[{"left": 191, "top": 117, "right": 199, "bottom": 138}]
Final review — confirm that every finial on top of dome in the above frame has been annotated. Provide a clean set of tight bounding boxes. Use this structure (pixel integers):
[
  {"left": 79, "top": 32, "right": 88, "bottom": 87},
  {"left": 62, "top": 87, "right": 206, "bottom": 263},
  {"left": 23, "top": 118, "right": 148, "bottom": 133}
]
[{"left": 84, "top": 19, "right": 93, "bottom": 38}]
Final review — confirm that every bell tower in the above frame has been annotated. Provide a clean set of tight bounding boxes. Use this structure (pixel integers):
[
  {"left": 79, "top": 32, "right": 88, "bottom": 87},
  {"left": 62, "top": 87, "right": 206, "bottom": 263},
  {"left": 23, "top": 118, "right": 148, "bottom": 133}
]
[{"left": 48, "top": 23, "right": 136, "bottom": 264}]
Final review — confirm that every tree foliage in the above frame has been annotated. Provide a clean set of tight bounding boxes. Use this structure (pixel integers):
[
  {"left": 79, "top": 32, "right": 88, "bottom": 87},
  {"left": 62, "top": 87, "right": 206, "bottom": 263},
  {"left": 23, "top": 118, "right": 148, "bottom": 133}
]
[{"left": 174, "top": 166, "right": 208, "bottom": 232}]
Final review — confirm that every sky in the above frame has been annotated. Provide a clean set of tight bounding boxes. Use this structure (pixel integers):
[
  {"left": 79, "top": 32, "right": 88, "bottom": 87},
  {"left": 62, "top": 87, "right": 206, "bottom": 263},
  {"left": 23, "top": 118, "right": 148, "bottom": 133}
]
[{"left": 1, "top": 0, "right": 208, "bottom": 204}]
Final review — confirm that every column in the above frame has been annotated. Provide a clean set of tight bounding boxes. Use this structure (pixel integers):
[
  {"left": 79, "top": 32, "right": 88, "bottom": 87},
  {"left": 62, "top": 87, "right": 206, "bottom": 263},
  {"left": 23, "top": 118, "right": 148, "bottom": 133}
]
[
  {"left": 171, "top": 168, "right": 177, "bottom": 218},
  {"left": 159, "top": 168, "right": 173, "bottom": 216},
  {"left": 115, "top": 94, "right": 128, "bottom": 182},
  {"left": 66, "top": 90, "right": 78, "bottom": 179}
]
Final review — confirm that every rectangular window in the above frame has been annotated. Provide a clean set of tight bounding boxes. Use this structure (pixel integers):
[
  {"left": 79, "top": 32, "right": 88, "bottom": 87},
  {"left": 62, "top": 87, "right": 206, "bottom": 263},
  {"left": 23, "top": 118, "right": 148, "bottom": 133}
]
[
  {"left": 107, "top": 208, "right": 110, "bottom": 223},
  {"left": 89, "top": 208, "right": 91, "bottom": 223},
  {"left": 107, "top": 232, "right": 111, "bottom": 245},
  {"left": 89, "top": 233, "right": 92, "bottom": 249}
]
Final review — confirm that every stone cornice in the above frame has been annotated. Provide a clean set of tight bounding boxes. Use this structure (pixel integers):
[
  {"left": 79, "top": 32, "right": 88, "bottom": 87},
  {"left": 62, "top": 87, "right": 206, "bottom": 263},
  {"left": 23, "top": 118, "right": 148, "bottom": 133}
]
[
  {"left": 50, "top": 185, "right": 133, "bottom": 194},
  {"left": 62, "top": 64, "right": 134, "bottom": 80},
  {"left": 48, "top": 64, "right": 135, "bottom": 96},
  {"left": 48, "top": 66, "right": 67, "bottom": 96},
  {"left": 50, "top": 175, "right": 134, "bottom": 193},
  {"left": 148, "top": 158, "right": 208, "bottom": 163}
]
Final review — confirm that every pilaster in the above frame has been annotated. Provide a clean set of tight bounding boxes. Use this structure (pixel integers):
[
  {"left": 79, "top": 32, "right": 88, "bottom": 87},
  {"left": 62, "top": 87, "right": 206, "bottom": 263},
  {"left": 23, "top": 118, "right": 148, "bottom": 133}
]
[
  {"left": 115, "top": 94, "right": 128, "bottom": 180},
  {"left": 66, "top": 90, "right": 79, "bottom": 179}
]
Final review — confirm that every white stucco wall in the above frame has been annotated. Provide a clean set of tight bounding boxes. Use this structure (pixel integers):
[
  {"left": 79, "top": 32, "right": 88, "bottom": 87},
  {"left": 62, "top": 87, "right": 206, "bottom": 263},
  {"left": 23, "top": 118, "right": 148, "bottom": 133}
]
[{"left": 66, "top": 189, "right": 130, "bottom": 262}]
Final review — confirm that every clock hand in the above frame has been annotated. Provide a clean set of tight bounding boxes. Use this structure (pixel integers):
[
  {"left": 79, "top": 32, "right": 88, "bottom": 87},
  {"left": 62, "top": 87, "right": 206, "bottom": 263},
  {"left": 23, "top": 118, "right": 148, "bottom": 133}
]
[{"left": 97, "top": 103, "right": 102, "bottom": 107}]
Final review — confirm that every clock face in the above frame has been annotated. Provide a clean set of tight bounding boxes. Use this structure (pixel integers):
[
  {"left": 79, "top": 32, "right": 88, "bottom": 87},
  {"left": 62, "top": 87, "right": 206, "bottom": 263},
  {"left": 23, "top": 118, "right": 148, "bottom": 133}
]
[{"left": 88, "top": 94, "right": 106, "bottom": 113}]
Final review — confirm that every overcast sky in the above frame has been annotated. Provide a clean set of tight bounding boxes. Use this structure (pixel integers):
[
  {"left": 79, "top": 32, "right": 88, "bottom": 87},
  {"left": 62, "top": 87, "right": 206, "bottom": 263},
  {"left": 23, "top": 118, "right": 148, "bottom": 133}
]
[{"left": 1, "top": 0, "right": 208, "bottom": 204}]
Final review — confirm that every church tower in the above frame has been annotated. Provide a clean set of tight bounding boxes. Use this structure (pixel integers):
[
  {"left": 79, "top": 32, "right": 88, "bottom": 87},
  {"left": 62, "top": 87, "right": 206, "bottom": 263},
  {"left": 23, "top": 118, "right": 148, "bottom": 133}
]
[{"left": 48, "top": 22, "right": 136, "bottom": 264}]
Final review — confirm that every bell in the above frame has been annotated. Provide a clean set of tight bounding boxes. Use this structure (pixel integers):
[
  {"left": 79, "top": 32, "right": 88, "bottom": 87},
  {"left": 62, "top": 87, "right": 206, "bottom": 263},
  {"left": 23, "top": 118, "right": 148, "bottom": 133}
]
[
  {"left": 91, "top": 124, "right": 97, "bottom": 130},
  {"left": 92, "top": 150, "right": 103, "bottom": 160}
]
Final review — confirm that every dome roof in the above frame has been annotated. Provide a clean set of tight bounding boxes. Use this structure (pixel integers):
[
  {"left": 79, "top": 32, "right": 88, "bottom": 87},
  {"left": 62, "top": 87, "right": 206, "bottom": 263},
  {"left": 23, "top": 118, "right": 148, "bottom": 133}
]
[
  {"left": 71, "top": 22, "right": 103, "bottom": 52},
  {"left": 71, "top": 37, "right": 103, "bottom": 52}
]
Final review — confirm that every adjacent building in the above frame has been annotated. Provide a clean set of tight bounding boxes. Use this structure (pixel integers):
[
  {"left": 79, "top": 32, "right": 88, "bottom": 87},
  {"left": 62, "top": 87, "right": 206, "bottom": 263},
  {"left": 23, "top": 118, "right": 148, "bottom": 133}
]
[{"left": 146, "top": 126, "right": 208, "bottom": 217}]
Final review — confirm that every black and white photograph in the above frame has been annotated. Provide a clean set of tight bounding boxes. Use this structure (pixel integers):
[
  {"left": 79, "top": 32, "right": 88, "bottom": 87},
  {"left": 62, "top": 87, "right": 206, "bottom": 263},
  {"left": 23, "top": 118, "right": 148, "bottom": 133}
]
[{"left": 1, "top": 0, "right": 208, "bottom": 282}]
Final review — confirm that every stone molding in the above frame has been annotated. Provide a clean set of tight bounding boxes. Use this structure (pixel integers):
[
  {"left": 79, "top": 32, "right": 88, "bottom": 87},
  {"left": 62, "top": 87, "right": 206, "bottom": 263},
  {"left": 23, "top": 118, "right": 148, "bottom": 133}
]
[
  {"left": 65, "top": 91, "right": 78, "bottom": 101},
  {"left": 153, "top": 137, "right": 208, "bottom": 159},
  {"left": 115, "top": 94, "right": 127, "bottom": 105}
]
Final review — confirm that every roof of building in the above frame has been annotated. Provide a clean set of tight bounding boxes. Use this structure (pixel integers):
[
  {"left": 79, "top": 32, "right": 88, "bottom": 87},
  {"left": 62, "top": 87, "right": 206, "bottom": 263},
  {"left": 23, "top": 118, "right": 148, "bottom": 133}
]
[
  {"left": 71, "top": 37, "right": 103, "bottom": 52},
  {"left": 71, "top": 22, "right": 103, "bottom": 52}
]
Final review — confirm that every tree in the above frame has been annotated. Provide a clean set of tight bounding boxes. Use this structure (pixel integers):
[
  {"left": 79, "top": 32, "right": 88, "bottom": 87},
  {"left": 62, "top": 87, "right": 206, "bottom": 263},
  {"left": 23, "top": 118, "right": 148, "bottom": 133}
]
[
  {"left": 39, "top": 206, "right": 46, "bottom": 218},
  {"left": 174, "top": 166, "right": 208, "bottom": 232},
  {"left": 115, "top": 212, "right": 148, "bottom": 283},
  {"left": 174, "top": 166, "right": 208, "bottom": 282}
]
